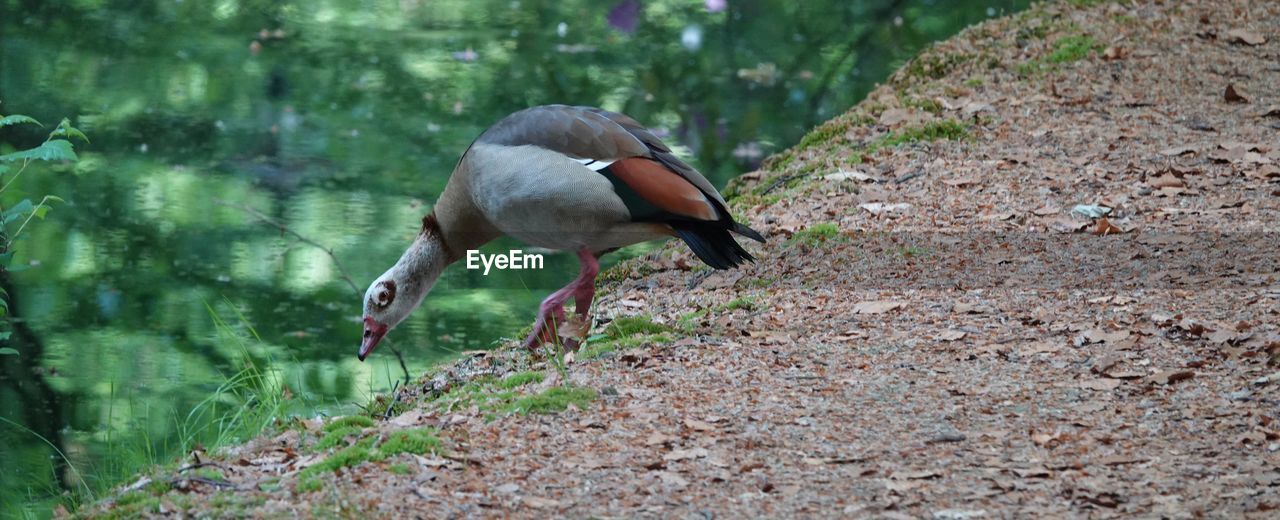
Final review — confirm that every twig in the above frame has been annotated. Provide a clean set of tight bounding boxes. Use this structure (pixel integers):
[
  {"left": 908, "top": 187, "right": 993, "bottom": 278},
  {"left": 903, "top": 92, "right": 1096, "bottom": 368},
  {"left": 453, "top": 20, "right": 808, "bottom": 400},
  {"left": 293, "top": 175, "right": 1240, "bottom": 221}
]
[
  {"left": 177, "top": 461, "right": 229, "bottom": 473},
  {"left": 176, "top": 476, "right": 240, "bottom": 490},
  {"left": 214, "top": 198, "right": 412, "bottom": 384},
  {"left": 382, "top": 380, "right": 402, "bottom": 420},
  {"left": 760, "top": 173, "right": 806, "bottom": 195}
]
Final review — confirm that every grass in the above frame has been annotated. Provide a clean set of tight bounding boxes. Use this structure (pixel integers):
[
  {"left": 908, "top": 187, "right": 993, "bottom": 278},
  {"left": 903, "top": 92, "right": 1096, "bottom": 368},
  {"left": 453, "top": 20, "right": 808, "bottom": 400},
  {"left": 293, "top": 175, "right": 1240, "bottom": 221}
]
[
  {"left": 901, "top": 52, "right": 973, "bottom": 82},
  {"left": 604, "top": 315, "right": 671, "bottom": 338},
  {"left": 1018, "top": 34, "right": 1101, "bottom": 75},
  {"left": 504, "top": 387, "right": 598, "bottom": 415},
  {"left": 579, "top": 315, "right": 674, "bottom": 360},
  {"left": 5, "top": 302, "right": 308, "bottom": 516},
  {"left": 875, "top": 120, "right": 971, "bottom": 148},
  {"left": 785, "top": 222, "right": 846, "bottom": 248},
  {"left": 297, "top": 427, "right": 443, "bottom": 492},
  {"left": 496, "top": 371, "right": 545, "bottom": 389}
]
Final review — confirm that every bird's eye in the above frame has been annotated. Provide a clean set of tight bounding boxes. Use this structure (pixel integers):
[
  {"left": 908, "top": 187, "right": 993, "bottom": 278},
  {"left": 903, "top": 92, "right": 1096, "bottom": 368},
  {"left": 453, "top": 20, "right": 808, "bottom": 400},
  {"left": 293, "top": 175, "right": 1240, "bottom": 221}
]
[
  {"left": 363, "top": 329, "right": 372, "bottom": 338},
  {"left": 372, "top": 280, "right": 397, "bottom": 310}
]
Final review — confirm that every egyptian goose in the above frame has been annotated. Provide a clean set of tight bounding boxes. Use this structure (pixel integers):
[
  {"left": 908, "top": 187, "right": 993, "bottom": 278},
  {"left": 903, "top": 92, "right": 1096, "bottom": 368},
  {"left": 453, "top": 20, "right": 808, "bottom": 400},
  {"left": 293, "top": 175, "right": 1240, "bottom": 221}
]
[{"left": 358, "top": 105, "right": 764, "bottom": 360}]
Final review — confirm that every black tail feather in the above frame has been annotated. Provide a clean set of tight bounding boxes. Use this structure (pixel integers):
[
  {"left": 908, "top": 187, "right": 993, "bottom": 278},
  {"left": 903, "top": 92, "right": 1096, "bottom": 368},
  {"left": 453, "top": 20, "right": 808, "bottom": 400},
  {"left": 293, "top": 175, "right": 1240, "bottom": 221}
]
[
  {"left": 732, "top": 222, "right": 766, "bottom": 243},
  {"left": 672, "top": 222, "right": 757, "bottom": 270}
]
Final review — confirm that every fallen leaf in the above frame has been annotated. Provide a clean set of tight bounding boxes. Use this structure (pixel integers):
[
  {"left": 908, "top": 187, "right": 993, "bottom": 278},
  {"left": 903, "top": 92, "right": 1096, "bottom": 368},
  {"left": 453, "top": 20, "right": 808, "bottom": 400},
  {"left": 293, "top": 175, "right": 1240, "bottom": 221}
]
[
  {"left": 1081, "top": 329, "right": 1131, "bottom": 344},
  {"left": 1020, "top": 341, "right": 1062, "bottom": 355},
  {"left": 1070, "top": 204, "right": 1111, "bottom": 218},
  {"left": 1150, "top": 370, "right": 1195, "bottom": 385},
  {"left": 1011, "top": 467, "right": 1051, "bottom": 478},
  {"left": 1227, "top": 29, "right": 1267, "bottom": 46},
  {"left": 824, "top": 170, "right": 876, "bottom": 182},
  {"left": 1225, "top": 84, "right": 1249, "bottom": 103},
  {"left": 663, "top": 447, "right": 709, "bottom": 461},
  {"left": 1080, "top": 378, "right": 1123, "bottom": 391},
  {"left": 1047, "top": 217, "right": 1089, "bottom": 233},
  {"left": 684, "top": 418, "right": 717, "bottom": 432},
  {"left": 943, "top": 177, "right": 979, "bottom": 187},
  {"left": 853, "top": 300, "right": 905, "bottom": 314},
  {"left": 892, "top": 470, "right": 940, "bottom": 480},
  {"left": 522, "top": 496, "right": 561, "bottom": 509},
  {"left": 645, "top": 432, "right": 676, "bottom": 446},
  {"left": 654, "top": 471, "right": 689, "bottom": 487},
  {"left": 1098, "top": 455, "right": 1147, "bottom": 466},
  {"left": 1093, "top": 218, "right": 1125, "bottom": 236},
  {"left": 858, "top": 202, "right": 913, "bottom": 216},
  {"left": 1148, "top": 173, "right": 1186, "bottom": 189},
  {"left": 1159, "top": 145, "right": 1198, "bottom": 156},
  {"left": 938, "top": 330, "right": 967, "bottom": 341}
]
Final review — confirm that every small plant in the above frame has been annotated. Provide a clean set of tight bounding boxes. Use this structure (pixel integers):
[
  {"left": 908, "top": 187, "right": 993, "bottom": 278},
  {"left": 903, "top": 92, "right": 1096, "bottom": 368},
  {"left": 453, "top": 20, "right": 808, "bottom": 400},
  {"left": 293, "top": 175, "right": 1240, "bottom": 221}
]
[
  {"left": 1, "top": 114, "right": 87, "bottom": 340},
  {"left": 785, "top": 223, "right": 846, "bottom": 248},
  {"left": 875, "top": 120, "right": 971, "bottom": 149},
  {"left": 504, "top": 386, "right": 597, "bottom": 415}
]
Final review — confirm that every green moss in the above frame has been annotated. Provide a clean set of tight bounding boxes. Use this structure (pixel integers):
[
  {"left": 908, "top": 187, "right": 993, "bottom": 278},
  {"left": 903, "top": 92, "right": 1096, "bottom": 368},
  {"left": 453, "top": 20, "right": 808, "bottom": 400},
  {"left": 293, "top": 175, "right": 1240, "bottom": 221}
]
[
  {"left": 297, "top": 442, "right": 376, "bottom": 488},
  {"left": 1047, "top": 34, "right": 1099, "bottom": 63},
  {"left": 876, "top": 120, "right": 970, "bottom": 148},
  {"left": 143, "top": 479, "right": 172, "bottom": 495},
  {"left": 677, "top": 309, "right": 710, "bottom": 333},
  {"left": 746, "top": 277, "right": 777, "bottom": 289},
  {"left": 579, "top": 333, "right": 673, "bottom": 360},
  {"left": 900, "top": 96, "right": 944, "bottom": 114},
  {"left": 387, "top": 463, "right": 412, "bottom": 475},
  {"left": 902, "top": 52, "right": 973, "bottom": 82},
  {"left": 323, "top": 415, "right": 375, "bottom": 432},
  {"left": 964, "top": 77, "right": 984, "bottom": 87},
  {"left": 496, "top": 371, "right": 545, "bottom": 389},
  {"left": 785, "top": 223, "right": 846, "bottom": 248},
  {"left": 604, "top": 315, "right": 671, "bottom": 338},
  {"left": 296, "top": 477, "right": 323, "bottom": 493},
  {"left": 1067, "top": 0, "right": 1108, "bottom": 6},
  {"left": 1018, "top": 34, "right": 1102, "bottom": 75},
  {"left": 379, "top": 428, "right": 442, "bottom": 456},
  {"left": 114, "top": 491, "right": 153, "bottom": 508},
  {"left": 717, "top": 296, "right": 759, "bottom": 312},
  {"left": 505, "top": 387, "right": 597, "bottom": 415},
  {"left": 313, "top": 425, "right": 364, "bottom": 451}
]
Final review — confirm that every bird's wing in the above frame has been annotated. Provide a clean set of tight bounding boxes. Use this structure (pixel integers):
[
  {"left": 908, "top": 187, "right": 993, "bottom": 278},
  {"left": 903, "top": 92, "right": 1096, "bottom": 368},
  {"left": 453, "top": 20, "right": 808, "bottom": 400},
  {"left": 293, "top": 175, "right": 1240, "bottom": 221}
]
[{"left": 475, "top": 105, "right": 723, "bottom": 223}]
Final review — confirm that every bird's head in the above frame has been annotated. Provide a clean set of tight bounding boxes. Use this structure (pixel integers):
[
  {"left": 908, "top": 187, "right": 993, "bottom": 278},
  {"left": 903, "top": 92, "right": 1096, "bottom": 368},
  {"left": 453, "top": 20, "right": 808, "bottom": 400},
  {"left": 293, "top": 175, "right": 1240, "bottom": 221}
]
[
  {"left": 358, "top": 214, "right": 450, "bottom": 361},
  {"left": 360, "top": 266, "right": 433, "bottom": 361}
]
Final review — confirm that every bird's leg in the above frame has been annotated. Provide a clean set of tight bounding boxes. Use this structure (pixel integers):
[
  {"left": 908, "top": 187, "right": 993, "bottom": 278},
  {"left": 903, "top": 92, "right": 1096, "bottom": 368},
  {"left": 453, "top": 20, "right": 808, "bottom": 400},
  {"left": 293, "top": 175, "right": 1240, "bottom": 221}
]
[
  {"left": 571, "top": 249, "right": 599, "bottom": 322},
  {"left": 521, "top": 248, "right": 600, "bottom": 351}
]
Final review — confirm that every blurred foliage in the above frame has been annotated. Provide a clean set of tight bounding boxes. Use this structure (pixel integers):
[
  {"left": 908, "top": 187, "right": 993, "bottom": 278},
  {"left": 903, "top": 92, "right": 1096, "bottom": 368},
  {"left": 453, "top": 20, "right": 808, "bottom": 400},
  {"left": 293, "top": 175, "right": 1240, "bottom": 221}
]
[{"left": 0, "top": 0, "right": 1029, "bottom": 515}]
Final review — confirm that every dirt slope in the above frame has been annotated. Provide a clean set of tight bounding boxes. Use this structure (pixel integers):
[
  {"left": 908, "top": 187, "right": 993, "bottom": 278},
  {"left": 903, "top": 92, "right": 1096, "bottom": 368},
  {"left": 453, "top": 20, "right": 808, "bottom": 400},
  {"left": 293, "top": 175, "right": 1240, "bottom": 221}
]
[{"left": 89, "top": 0, "right": 1280, "bottom": 517}]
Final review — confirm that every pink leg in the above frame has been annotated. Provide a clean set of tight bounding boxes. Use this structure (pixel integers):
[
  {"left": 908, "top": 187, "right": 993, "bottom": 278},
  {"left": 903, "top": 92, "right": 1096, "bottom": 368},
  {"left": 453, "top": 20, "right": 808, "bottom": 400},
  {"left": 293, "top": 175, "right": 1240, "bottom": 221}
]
[{"left": 522, "top": 248, "right": 600, "bottom": 350}]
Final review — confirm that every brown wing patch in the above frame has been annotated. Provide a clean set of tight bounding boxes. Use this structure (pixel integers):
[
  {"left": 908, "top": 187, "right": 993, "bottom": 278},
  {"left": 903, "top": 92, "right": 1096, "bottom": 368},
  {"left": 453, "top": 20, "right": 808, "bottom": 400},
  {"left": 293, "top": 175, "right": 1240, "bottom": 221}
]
[{"left": 607, "top": 158, "right": 718, "bottom": 221}]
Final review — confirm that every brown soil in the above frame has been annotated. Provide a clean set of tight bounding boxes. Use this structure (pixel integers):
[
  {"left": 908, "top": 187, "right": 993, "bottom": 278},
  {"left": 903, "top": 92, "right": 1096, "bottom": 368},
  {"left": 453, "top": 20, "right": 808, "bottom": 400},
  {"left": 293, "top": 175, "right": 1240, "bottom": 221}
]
[{"left": 87, "top": 0, "right": 1280, "bottom": 517}]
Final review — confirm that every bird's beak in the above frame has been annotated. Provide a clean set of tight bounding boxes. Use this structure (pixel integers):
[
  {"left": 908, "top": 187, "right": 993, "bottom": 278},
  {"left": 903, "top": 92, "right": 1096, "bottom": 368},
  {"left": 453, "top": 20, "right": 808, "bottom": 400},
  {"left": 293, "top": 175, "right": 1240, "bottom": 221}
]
[{"left": 359, "top": 317, "right": 390, "bottom": 362}]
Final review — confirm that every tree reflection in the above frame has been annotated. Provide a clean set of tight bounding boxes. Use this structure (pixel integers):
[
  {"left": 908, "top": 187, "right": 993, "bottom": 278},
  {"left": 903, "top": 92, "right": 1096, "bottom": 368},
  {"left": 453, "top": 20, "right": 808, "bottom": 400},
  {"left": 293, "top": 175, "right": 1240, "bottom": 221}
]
[{"left": 0, "top": 0, "right": 1029, "bottom": 511}]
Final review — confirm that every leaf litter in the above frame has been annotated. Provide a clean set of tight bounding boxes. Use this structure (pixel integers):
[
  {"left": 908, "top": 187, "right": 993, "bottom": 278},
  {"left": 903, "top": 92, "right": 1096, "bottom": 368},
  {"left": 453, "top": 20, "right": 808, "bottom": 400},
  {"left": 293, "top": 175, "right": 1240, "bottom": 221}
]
[{"left": 85, "top": 1, "right": 1280, "bottom": 518}]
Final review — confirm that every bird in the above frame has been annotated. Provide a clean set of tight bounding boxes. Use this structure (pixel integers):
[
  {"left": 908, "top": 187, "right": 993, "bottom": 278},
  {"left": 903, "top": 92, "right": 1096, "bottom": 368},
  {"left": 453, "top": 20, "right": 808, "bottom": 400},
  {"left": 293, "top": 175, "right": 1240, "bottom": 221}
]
[{"left": 358, "top": 105, "right": 765, "bottom": 361}]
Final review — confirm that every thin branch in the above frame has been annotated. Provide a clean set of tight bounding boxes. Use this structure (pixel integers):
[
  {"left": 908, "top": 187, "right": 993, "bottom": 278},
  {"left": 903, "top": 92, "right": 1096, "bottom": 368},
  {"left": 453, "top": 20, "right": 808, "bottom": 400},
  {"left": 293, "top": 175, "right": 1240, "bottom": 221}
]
[
  {"left": 213, "top": 198, "right": 360, "bottom": 295},
  {"left": 213, "top": 198, "right": 412, "bottom": 385}
]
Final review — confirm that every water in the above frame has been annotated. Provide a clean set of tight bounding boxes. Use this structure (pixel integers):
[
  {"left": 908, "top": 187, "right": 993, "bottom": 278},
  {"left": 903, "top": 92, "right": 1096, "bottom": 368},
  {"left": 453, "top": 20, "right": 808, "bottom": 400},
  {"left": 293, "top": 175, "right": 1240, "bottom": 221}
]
[{"left": 0, "top": 0, "right": 1028, "bottom": 514}]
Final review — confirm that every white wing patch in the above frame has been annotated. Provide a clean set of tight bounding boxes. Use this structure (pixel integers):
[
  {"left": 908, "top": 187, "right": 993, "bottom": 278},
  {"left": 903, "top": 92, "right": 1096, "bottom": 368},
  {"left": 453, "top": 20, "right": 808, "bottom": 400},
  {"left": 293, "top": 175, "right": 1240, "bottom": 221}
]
[{"left": 573, "top": 157, "right": 616, "bottom": 171}]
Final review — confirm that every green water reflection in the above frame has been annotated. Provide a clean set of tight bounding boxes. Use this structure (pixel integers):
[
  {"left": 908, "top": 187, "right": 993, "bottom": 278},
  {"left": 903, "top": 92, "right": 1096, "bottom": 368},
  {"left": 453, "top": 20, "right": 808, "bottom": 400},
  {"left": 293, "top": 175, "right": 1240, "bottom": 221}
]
[{"left": 0, "top": 0, "right": 1028, "bottom": 513}]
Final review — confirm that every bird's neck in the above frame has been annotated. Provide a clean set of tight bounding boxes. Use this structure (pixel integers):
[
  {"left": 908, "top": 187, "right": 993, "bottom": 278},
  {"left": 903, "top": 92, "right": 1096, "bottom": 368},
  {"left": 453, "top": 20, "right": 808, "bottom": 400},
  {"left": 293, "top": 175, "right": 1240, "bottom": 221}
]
[{"left": 431, "top": 171, "right": 502, "bottom": 262}]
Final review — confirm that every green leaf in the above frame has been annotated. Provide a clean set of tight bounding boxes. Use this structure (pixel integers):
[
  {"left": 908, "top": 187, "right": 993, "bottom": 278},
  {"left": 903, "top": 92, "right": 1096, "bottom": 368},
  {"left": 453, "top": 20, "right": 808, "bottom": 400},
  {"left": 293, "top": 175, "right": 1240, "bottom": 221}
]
[
  {"left": 33, "top": 204, "right": 50, "bottom": 219},
  {"left": 0, "top": 251, "right": 11, "bottom": 267},
  {"left": 2, "top": 199, "right": 34, "bottom": 224},
  {"left": 0, "top": 115, "right": 41, "bottom": 128},
  {"left": 0, "top": 140, "right": 78, "bottom": 163},
  {"left": 0, "top": 332, "right": 10, "bottom": 341},
  {"left": 0, "top": 347, "right": 18, "bottom": 356},
  {"left": 0, "top": 164, "right": 8, "bottom": 175},
  {"left": 46, "top": 195, "right": 64, "bottom": 204},
  {"left": 50, "top": 118, "right": 89, "bottom": 143}
]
